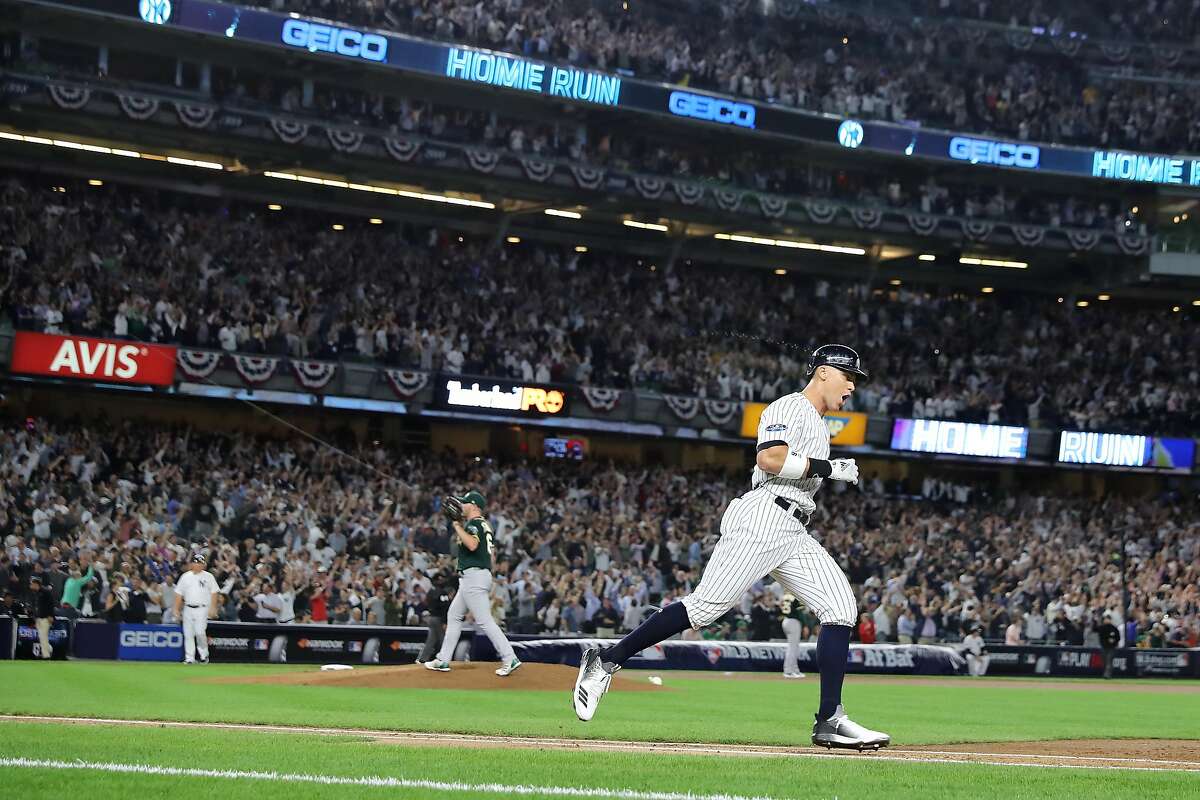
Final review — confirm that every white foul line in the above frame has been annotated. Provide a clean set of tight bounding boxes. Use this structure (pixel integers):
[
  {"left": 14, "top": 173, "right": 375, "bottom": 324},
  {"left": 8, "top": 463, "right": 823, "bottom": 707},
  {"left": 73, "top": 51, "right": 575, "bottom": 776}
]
[{"left": 0, "top": 756, "right": 780, "bottom": 800}]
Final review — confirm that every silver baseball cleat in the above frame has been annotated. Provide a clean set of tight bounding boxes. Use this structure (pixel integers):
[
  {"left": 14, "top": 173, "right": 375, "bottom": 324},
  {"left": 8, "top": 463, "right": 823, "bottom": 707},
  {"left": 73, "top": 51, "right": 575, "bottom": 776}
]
[
  {"left": 811, "top": 705, "right": 891, "bottom": 751},
  {"left": 572, "top": 646, "right": 615, "bottom": 721}
]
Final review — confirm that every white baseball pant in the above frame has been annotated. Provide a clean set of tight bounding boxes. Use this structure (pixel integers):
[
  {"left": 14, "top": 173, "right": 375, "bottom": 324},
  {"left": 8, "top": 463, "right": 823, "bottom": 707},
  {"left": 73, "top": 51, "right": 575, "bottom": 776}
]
[
  {"left": 436, "top": 568, "right": 515, "bottom": 663},
  {"left": 782, "top": 617, "right": 802, "bottom": 674},
  {"left": 681, "top": 490, "right": 858, "bottom": 629},
  {"left": 967, "top": 653, "right": 990, "bottom": 676},
  {"left": 182, "top": 606, "right": 210, "bottom": 662}
]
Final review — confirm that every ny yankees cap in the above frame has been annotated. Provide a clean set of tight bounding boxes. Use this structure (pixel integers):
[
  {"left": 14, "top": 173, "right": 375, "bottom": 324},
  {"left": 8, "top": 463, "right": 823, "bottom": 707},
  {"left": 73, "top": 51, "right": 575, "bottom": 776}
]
[
  {"left": 191, "top": 553, "right": 207, "bottom": 564},
  {"left": 458, "top": 490, "right": 486, "bottom": 509}
]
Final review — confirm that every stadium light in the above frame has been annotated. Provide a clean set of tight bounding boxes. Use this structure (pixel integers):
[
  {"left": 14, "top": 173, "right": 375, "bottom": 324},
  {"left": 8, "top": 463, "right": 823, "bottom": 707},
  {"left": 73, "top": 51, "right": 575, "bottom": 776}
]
[
  {"left": 1076, "top": 300, "right": 1089, "bottom": 308},
  {"left": 1174, "top": 306, "right": 1182, "bottom": 312},
  {"left": 545, "top": 209, "right": 582, "bottom": 219},
  {"left": 960, "top": 256, "right": 1028, "bottom": 269},
  {"left": 918, "top": 254, "right": 936, "bottom": 261},
  {"left": 87, "top": 179, "right": 103, "bottom": 186},
  {"left": 0, "top": 129, "right": 192, "bottom": 167},
  {"left": 1098, "top": 294, "right": 1110, "bottom": 301},
  {"left": 261, "top": 170, "right": 494, "bottom": 209},
  {"left": 267, "top": 204, "right": 282, "bottom": 211},
  {"left": 774, "top": 269, "right": 787, "bottom": 275},
  {"left": 981, "top": 287, "right": 994, "bottom": 293},
  {"left": 166, "top": 156, "right": 223, "bottom": 170},
  {"left": 888, "top": 279, "right": 902, "bottom": 286},
  {"left": 624, "top": 219, "right": 669, "bottom": 232},
  {"left": 506, "top": 236, "right": 521, "bottom": 244},
  {"left": 574, "top": 245, "right": 588, "bottom": 253},
  {"left": 369, "top": 218, "right": 382, "bottom": 224},
  {"left": 332, "top": 224, "right": 345, "bottom": 231},
  {"left": 713, "top": 232, "right": 866, "bottom": 255},
  {"left": 1193, "top": 300, "right": 1200, "bottom": 306}
]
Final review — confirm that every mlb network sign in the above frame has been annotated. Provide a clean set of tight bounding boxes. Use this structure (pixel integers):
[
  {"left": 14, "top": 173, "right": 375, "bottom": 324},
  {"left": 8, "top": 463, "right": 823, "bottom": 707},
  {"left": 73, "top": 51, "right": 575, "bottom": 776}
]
[
  {"left": 11, "top": 332, "right": 177, "bottom": 387},
  {"left": 442, "top": 379, "right": 567, "bottom": 416},
  {"left": 118, "top": 624, "right": 184, "bottom": 661}
]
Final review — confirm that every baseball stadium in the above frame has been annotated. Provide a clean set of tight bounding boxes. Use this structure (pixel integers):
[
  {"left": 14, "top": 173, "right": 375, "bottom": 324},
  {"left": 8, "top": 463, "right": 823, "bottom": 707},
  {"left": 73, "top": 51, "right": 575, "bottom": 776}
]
[{"left": 2, "top": 1, "right": 1200, "bottom": 798}]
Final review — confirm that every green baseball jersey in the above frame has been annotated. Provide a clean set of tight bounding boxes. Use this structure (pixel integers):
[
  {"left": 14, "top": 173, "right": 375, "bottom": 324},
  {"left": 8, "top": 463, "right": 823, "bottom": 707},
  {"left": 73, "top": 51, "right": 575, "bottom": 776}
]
[
  {"left": 780, "top": 596, "right": 803, "bottom": 621},
  {"left": 456, "top": 517, "right": 494, "bottom": 572}
]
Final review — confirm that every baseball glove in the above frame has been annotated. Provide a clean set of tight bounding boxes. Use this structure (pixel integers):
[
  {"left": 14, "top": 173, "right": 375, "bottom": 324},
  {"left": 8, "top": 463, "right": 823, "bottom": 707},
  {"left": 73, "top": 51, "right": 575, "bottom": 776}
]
[{"left": 442, "top": 495, "right": 464, "bottom": 522}]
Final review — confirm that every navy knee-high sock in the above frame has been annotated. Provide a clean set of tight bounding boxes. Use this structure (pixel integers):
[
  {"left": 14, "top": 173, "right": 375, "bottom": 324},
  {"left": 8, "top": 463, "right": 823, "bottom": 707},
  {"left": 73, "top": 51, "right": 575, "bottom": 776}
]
[
  {"left": 600, "top": 602, "right": 691, "bottom": 668},
  {"left": 816, "top": 624, "right": 853, "bottom": 720}
]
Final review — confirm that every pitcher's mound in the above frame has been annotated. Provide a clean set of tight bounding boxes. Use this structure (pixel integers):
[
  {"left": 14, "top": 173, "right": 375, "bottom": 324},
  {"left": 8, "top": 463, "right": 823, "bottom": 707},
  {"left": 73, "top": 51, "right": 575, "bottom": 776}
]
[{"left": 208, "top": 662, "right": 665, "bottom": 692}]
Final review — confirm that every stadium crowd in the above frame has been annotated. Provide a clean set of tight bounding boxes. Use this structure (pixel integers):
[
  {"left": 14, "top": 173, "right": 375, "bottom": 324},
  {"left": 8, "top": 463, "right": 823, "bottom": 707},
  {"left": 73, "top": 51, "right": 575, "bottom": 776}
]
[
  {"left": 216, "top": 76, "right": 1147, "bottom": 236},
  {"left": 1, "top": 417, "right": 1196, "bottom": 651},
  {"left": 251, "top": 0, "right": 1200, "bottom": 153},
  {"left": 13, "top": 40, "right": 1145, "bottom": 236},
  {"left": 3, "top": 177, "right": 1194, "bottom": 434},
  {"left": 915, "top": 0, "right": 1200, "bottom": 44}
]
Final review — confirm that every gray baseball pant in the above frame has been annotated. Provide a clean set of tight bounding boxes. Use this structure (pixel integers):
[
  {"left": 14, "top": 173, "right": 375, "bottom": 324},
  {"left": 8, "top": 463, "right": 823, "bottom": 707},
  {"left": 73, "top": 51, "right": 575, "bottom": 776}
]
[
  {"left": 782, "top": 617, "right": 801, "bottom": 674},
  {"left": 436, "top": 568, "right": 515, "bottom": 663}
]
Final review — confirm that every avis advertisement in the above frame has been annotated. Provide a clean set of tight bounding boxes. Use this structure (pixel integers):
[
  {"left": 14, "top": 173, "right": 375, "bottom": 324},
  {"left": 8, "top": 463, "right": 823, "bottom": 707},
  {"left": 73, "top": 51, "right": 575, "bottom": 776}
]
[{"left": 10, "top": 332, "right": 177, "bottom": 387}]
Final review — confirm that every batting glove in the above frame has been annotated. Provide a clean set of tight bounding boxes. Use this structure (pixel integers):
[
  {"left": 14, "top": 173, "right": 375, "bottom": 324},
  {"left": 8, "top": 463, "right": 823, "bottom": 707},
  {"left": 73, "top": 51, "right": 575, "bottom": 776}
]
[{"left": 829, "top": 458, "right": 859, "bottom": 484}]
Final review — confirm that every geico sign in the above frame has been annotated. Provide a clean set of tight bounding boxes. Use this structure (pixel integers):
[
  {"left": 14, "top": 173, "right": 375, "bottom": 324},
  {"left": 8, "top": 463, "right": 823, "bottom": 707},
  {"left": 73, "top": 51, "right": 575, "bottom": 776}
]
[
  {"left": 281, "top": 19, "right": 388, "bottom": 62},
  {"left": 948, "top": 136, "right": 1040, "bottom": 169},
  {"left": 11, "top": 332, "right": 177, "bottom": 386},
  {"left": 445, "top": 380, "right": 565, "bottom": 414},
  {"left": 668, "top": 90, "right": 756, "bottom": 129},
  {"left": 120, "top": 630, "right": 184, "bottom": 648}
]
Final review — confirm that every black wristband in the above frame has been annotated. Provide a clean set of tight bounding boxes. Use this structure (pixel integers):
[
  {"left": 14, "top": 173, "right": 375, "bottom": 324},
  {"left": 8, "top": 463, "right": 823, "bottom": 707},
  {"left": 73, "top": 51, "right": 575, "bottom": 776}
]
[{"left": 807, "top": 458, "right": 832, "bottom": 478}]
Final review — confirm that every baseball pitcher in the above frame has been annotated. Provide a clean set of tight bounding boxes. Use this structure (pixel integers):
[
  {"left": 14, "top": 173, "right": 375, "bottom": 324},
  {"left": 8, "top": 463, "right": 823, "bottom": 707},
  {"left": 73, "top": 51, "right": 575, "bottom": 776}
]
[
  {"left": 573, "top": 344, "right": 890, "bottom": 750},
  {"left": 424, "top": 490, "right": 522, "bottom": 677}
]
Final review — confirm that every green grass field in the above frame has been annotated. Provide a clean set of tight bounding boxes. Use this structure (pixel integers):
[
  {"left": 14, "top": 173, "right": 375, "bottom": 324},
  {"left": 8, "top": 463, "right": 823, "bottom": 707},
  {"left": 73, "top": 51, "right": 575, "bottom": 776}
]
[{"left": 1, "top": 661, "right": 1198, "bottom": 799}]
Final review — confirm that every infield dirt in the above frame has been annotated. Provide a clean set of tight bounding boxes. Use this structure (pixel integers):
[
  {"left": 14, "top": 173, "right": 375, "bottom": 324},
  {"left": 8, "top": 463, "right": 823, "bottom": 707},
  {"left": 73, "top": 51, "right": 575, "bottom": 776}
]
[{"left": 204, "top": 662, "right": 664, "bottom": 692}]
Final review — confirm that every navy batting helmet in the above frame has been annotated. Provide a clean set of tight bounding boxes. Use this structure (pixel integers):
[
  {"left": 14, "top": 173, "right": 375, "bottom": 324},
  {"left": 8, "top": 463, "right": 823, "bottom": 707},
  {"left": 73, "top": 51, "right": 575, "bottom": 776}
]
[{"left": 806, "top": 344, "right": 868, "bottom": 381}]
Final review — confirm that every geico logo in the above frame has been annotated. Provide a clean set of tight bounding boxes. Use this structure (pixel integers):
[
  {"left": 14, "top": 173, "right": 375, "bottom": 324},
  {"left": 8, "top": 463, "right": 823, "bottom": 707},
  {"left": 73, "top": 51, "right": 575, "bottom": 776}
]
[
  {"left": 208, "top": 637, "right": 250, "bottom": 647},
  {"left": 948, "top": 137, "right": 1040, "bottom": 169},
  {"left": 520, "top": 387, "right": 565, "bottom": 413},
  {"left": 668, "top": 91, "right": 756, "bottom": 128},
  {"left": 281, "top": 19, "right": 388, "bottom": 62},
  {"left": 120, "top": 630, "right": 184, "bottom": 647},
  {"left": 825, "top": 416, "right": 848, "bottom": 437},
  {"left": 49, "top": 340, "right": 142, "bottom": 379}
]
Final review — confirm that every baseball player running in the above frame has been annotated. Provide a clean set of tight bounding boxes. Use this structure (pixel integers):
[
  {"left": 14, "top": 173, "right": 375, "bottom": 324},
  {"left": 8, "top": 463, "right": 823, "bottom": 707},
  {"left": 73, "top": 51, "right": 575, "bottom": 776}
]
[
  {"left": 424, "top": 491, "right": 522, "bottom": 677},
  {"left": 174, "top": 553, "right": 219, "bottom": 664},
  {"left": 780, "top": 593, "right": 806, "bottom": 679},
  {"left": 573, "top": 344, "right": 890, "bottom": 750}
]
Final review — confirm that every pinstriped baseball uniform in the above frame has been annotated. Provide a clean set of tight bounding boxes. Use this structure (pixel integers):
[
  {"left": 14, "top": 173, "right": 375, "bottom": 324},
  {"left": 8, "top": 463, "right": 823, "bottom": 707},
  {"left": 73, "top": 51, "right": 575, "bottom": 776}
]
[{"left": 680, "top": 392, "right": 858, "bottom": 629}]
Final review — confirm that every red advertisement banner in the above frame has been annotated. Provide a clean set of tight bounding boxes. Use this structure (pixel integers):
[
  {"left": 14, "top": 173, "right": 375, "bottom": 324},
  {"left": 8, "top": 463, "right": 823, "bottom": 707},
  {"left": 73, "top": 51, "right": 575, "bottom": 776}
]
[{"left": 11, "top": 332, "right": 177, "bottom": 387}]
